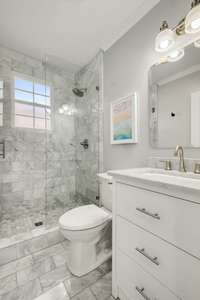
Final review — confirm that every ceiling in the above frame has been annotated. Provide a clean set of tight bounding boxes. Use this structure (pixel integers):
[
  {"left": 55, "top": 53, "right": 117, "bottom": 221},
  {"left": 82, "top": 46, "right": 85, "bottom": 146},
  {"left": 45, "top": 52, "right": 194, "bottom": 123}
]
[{"left": 0, "top": 0, "right": 160, "bottom": 71}]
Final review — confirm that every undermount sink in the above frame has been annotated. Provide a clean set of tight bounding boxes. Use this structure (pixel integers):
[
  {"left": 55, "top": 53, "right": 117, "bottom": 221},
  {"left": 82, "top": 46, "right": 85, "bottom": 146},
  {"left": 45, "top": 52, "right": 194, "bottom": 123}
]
[
  {"left": 108, "top": 167, "right": 200, "bottom": 191},
  {"left": 143, "top": 169, "right": 200, "bottom": 180}
]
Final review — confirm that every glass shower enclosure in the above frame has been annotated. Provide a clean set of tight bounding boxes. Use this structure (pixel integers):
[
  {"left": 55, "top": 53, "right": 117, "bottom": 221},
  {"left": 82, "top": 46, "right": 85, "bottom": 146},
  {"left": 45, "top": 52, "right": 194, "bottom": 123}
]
[{"left": 0, "top": 46, "right": 103, "bottom": 240}]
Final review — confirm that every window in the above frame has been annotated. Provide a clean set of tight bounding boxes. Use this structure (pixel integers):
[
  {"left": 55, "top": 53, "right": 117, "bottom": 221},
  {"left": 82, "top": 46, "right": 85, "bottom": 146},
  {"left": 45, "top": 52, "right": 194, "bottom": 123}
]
[
  {"left": 0, "top": 80, "right": 4, "bottom": 126},
  {"left": 14, "top": 75, "right": 51, "bottom": 130}
]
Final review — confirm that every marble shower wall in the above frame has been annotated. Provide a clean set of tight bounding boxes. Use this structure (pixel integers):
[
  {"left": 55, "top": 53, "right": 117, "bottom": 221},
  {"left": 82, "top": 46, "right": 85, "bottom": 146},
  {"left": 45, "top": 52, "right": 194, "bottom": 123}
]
[
  {"left": 0, "top": 46, "right": 77, "bottom": 223},
  {"left": 75, "top": 52, "right": 104, "bottom": 203}
]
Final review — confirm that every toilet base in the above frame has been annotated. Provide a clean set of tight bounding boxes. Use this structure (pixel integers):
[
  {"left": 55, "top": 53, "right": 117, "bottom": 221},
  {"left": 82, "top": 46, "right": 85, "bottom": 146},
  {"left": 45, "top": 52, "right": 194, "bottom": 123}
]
[{"left": 67, "top": 241, "right": 112, "bottom": 277}]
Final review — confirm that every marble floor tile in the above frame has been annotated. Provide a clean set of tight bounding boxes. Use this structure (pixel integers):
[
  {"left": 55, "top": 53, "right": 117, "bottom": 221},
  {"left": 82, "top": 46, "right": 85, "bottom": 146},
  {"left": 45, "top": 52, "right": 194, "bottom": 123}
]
[
  {"left": 33, "top": 283, "right": 69, "bottom": 300},
  {"left": 98, "top": 258, "right": 112, "bottom": 275},
  {"left": 71, "top": 288, "right": 96, "bottom": 300},
  {"left": 17, "top": 257, "right": 55, "bottom": 286},
  {"left": 0, "top": 255, "right": 33, "bottom": 280},
  {"left": 64, "top": 268, "right": 104, "bottom": 298},
  {"left": 52, "top": 250, "right": 68, "bottom": 268},
  {"left": 90, "top": 272, "right": 112, "bottom": 300},
  {"left": 40, "top": 265, "right": 72, "bottom": 292},
  {"left": 0, "top": 273, "right": 17, "bottom": 295},
  {"left": 33, "top": 243, "right": 65, "bottom": 263},
  {"left": 17, "top": 235, "right": 49, "bottom": 259},
  {"left": 46, "top": 230, "right": 65, "bottom": 247},
  {"left": 1, "top": 278, "right": 42, "bottom": 300},
  {"left": 0, "top": 244, "right": 18, "bottom": 266}
]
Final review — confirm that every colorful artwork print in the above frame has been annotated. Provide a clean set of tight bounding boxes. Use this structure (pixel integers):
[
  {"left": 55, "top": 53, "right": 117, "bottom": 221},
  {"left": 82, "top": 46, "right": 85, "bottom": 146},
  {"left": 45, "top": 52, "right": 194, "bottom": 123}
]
[
  {"left": 113, "top": 99, "right": 132, "bottom": 141},
  {"left": 111, "top": 93, "right": 138, "bottom": 144}
]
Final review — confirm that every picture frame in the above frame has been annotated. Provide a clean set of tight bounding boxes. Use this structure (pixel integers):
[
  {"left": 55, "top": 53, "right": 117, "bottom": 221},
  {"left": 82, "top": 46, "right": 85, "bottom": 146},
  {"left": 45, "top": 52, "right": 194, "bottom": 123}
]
[{"left": 110, "top": 93, "right": 138, "bottom": 144}]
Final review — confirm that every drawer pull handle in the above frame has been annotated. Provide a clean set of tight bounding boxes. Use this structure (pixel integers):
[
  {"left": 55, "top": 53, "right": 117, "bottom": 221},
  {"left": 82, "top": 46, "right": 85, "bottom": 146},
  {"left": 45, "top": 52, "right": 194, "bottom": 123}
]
[
  {"left": 136, "top": 247, "right": 160, "bottom": 266},
  {"left": 136, "top": 207, "right": 160, "bottom": 220},
  {"left": 136, "top": 286, "right": 151, "bottom": 300}
]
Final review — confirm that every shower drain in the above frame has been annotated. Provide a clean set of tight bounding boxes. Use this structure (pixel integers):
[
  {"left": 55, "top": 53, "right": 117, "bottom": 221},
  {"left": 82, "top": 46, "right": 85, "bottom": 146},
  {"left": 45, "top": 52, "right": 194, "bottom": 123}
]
[{"left": 34, "top": 221, "right": 43, "bottom": 227}]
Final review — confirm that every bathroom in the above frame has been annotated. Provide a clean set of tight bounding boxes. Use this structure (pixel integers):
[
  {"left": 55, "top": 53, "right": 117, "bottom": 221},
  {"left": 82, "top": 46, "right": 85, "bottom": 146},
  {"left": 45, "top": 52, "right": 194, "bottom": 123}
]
[{"left": 0, "top": 0, "right": 200, "bottom": 299}]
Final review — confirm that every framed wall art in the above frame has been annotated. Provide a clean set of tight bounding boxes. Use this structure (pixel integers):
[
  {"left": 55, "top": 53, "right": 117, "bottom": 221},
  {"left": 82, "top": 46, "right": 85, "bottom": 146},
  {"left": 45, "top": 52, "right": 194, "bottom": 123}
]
[{"left": 110, "top": 93, "right": 138, "bottom": 144}]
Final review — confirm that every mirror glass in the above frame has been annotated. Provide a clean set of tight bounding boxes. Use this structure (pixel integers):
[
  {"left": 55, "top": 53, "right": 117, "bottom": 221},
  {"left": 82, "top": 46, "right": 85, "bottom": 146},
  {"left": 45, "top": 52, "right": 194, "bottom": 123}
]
[{"left": 149, "top": 44, "right": 200, "bottom": 148}]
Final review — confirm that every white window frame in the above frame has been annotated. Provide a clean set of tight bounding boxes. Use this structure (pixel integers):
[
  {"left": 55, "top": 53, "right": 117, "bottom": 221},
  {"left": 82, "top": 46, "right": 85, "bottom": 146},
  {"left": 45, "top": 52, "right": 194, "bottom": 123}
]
[{"left": 12, "top": 72, "right": 52, "bottom": 131}]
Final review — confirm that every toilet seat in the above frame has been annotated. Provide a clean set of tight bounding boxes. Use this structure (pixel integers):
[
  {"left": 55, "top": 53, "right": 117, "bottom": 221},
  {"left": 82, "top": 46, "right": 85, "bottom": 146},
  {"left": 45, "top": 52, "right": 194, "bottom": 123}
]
[{"left": 59, "top": 204, "right": 112, "bottom": 231}]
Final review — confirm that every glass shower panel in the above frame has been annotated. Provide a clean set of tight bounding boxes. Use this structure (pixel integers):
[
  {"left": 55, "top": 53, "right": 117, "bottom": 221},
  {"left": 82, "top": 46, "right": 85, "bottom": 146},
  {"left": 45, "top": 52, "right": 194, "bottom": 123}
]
[
  {"left": 74, "top": 52, "right": 103, "bottom": 206},
  {"left": 0, "top": 48, "right": 47, "bottom": 239},
  {"left": 45, "top": 62, "right": 77, "bottom": 227},
  {"left": 45, "top": 52, "right": 103, "bottom": 223}
]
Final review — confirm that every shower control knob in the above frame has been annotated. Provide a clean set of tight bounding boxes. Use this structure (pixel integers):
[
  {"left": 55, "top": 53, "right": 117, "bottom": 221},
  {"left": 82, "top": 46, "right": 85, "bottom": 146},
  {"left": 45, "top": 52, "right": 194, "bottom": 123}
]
[{"left": 80, "top": 139, "right": 89, "bottom": 149}]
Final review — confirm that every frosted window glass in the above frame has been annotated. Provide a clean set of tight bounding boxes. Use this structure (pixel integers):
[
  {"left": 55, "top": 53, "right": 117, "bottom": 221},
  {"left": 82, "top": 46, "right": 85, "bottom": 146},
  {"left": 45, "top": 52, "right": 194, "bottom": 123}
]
[
  {"left": 35, "top": 106, "right": 46, "bottom": 118},
  {"left": 0, "top": 89, "right": 3, "bottom": 99},
  {"left": 15, "top": 116, "right": 33, "bottom": 128},
  {"left": 15, "top": 103, "right": 33, "bottom": 116}
]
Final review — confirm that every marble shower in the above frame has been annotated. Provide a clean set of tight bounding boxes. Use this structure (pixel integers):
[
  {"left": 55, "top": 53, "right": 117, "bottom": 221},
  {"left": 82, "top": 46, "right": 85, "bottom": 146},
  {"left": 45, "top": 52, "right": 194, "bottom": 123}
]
[{"left": 0, "top": 46, "right": 103, "bottom": 239}]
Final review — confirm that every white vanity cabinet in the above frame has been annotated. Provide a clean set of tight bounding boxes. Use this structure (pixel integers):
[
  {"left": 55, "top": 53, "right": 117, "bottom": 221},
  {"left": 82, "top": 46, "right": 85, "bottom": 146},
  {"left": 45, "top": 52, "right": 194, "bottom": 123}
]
[{"left": 110, "top": 170, "right": 200, "bottom": 300}]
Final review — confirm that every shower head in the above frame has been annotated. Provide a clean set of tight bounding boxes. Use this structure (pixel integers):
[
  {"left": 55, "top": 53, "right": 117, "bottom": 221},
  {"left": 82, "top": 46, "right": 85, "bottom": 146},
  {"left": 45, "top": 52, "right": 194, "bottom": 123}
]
[{"left": 72, "top": 88, "right": 87, "bottom": 97}]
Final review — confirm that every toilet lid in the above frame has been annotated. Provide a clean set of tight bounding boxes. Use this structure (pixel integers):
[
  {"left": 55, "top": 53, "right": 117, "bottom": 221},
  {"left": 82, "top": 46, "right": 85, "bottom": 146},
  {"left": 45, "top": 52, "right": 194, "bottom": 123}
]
[{"left": 59, "top": 204, "right": 111, "bottom": 230}]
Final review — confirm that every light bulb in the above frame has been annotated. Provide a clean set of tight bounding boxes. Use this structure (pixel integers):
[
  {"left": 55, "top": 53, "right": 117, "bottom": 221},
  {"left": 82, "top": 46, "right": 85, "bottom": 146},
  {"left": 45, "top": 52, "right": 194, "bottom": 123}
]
[
  {"left": 191, "top": 17, "right": 200, "bottom": 29},
  {"left": 155, "top": 29, "right": 176, "bottom": 52},
  {"left": 159, "top": 40, "right": 170, "bottom": 49},
  {"left": 168, "top": 49, "right": 184, "bottom": 62},
  {"left": 185, "top": 4, "right": 200, "bottom": 33}
]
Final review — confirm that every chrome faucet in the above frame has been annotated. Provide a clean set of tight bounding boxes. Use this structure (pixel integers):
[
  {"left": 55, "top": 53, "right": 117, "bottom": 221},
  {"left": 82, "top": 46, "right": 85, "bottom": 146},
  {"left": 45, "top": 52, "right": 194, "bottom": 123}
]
[{"left": 174, "top": 145, "right": 187, "bottom": 172}]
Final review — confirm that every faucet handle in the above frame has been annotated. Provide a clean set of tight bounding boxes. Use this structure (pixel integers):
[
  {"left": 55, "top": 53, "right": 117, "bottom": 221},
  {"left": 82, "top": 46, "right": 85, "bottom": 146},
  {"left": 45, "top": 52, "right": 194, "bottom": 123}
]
[{"left": 160, "top": 160, "right": 172, "bottom": 171}]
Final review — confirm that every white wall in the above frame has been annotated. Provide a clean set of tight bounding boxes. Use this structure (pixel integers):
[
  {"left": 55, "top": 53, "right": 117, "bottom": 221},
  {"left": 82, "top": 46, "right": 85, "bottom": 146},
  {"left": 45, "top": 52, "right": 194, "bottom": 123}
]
[{"left": 103, "top": 0, "right": 200, "bottom": 171}]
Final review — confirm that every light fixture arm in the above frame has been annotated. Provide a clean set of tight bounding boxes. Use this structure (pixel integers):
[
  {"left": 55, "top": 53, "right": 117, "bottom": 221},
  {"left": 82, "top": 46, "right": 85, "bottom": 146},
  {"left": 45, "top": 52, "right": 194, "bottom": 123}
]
[
  {"left": 192, "top": 0, "right": 200, "bottom": 8},
  {"left": 158, "top": 0, "right": 200, "bottom": 37}
]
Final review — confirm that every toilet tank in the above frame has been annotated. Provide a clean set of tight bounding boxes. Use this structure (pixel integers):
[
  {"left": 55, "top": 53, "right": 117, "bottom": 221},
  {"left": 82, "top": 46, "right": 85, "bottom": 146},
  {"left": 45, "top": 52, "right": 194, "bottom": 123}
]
[{"left": 98, "top": 173, "right": 113, "bottom": 211}]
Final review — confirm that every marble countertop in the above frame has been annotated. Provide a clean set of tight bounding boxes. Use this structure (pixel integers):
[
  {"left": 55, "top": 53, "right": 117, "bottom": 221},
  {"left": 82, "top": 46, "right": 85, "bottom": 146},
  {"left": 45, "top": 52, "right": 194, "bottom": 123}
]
[{"left": 108, "top": 168, "right": 200, "bottom": 204}]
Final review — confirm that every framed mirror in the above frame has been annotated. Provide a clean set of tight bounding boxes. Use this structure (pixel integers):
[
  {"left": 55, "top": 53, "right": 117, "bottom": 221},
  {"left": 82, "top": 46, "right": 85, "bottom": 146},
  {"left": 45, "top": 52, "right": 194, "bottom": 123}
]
[{"left": 149, "top": 43, "right": 200, "bottom": 148}]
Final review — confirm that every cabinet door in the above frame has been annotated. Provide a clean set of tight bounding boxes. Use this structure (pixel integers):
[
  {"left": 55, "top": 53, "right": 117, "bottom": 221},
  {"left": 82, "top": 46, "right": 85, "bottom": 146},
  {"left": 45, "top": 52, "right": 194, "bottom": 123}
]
[
  {"left": 116, "top": 182, "right": 200, "bottom": 259},
  {"left": 116, "top": 250, "right": 179, "bottom": 300},
  {"left": 117, "top": 216, "right": 200, "bottom": 300}
]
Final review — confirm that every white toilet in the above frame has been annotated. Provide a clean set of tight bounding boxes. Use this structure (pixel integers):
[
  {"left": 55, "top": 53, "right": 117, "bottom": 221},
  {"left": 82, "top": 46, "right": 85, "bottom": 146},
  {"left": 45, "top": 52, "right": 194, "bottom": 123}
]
[{"left": 59, "top": 173, "right": 112, "bottom": 277}]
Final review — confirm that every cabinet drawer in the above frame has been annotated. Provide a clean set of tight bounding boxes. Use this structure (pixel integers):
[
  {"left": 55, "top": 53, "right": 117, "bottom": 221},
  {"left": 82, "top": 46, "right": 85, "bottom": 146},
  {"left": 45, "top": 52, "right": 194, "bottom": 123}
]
[
  {"left": 116, "top": 182, "right": 200, "bottom": 259},
  {"left": 116, "top": 250, "right": 179, "bottom": 300},
  {"left": 117, "top": 216, "right": 200, "bottom": 300}
]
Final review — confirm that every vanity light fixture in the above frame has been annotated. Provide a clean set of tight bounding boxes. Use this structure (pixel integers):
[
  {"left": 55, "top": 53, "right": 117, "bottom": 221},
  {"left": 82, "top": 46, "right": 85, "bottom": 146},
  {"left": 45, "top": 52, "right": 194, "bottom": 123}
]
[
  {"left": 155, "top": 21, "right": 176, "bottom": 52},
  {"left": 185, "top": 0, "right": 200, "bottom": 33},
  {"left": 155, "top": 0, "right": 200, "bottom": 53},
  {"left": 167, "top": 48, "right": 185, "bottom": 62}
]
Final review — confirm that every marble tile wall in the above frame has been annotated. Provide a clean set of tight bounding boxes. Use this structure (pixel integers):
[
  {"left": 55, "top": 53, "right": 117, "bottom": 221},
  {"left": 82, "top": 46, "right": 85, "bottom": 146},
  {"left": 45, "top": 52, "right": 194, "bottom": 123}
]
[
  {"left": 74, "top": 51, "right": 104, "bottom": 203},
  {"left": 0, "top": 47, "right": 76, "bottom": 230}
]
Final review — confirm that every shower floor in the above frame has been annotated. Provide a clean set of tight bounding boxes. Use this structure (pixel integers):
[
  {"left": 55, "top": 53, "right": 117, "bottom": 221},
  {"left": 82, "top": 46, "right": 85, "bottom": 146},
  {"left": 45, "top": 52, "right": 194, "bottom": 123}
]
[
  {"left": 0, "top": 195, "right": 93, "bottom": 241},
  {"left": 0, "top": 207, "right": 67, "bottom": 240}
]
